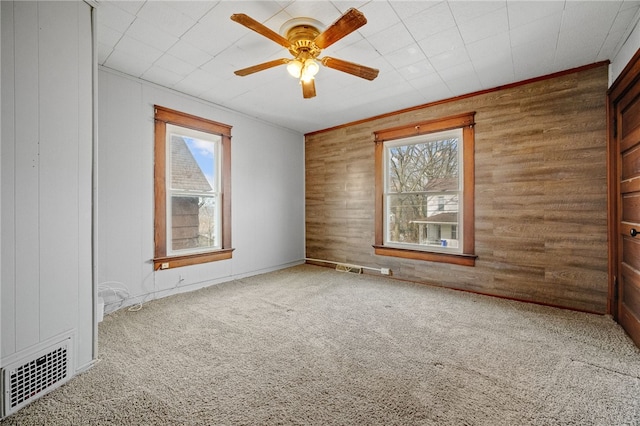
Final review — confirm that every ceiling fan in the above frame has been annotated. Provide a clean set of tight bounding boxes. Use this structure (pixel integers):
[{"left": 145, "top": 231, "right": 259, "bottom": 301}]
[{"left": 230, "top": 8, "right": 379, "bottom": 99}]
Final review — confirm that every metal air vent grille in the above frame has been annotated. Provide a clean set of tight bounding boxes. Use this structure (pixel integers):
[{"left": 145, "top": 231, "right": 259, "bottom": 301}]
[{"left": 2, "top": 338, "right": 72, "bottom": 417}]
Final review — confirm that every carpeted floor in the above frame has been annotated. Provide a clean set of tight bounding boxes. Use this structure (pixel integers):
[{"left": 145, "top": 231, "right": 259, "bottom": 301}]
[{"left": 2, "top": 264, "right": 640, "bottom": 425}]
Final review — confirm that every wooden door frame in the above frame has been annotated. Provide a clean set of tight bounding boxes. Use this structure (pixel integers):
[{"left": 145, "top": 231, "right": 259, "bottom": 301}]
[{"left": 607, "top": 48, "right": 640, "bottom": 318}]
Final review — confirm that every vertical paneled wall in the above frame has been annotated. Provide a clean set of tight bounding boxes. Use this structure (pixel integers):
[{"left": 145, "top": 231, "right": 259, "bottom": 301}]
[
  {"left": 1, "top": 1, "right": 93, "bottom": 369},
  {"left": 306, "top": 65, "right": 609, "bottom": 313}
]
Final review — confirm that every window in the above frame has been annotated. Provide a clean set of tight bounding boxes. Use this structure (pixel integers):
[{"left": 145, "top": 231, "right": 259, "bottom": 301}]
[
  {"left": 374, "top": 112, "right": 476, "bottom": 266},
  {"left": 154, "top": 106, "right": 233, "bottom": 270}
]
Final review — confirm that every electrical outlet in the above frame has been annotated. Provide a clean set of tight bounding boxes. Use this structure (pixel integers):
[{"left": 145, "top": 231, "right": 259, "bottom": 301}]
[
  {"left": 161, "top": 262, "right": 169, "bottom": 269},
  {"left": 380, "top": 268, "right": 390, "bottom": 275}
]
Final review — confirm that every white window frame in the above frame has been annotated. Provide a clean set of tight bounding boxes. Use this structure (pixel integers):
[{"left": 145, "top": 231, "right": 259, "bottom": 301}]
[
  {"left": 382, "top": 128, "right": 464, "bottom": 254},
  {"left": 165, "top": 124, "right": 222, "bottom": 256}
]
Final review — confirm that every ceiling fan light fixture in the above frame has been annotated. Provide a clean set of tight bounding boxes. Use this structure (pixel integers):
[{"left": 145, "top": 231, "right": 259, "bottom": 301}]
[
  {"left": 304, "top": 59, "right": 319, "bottom": 76},
  {"left": 287, "top": 60, "right": 303, "bottom": 78},
  {"left": 299, "top": 59, "right": 319, "bottom": 83}
]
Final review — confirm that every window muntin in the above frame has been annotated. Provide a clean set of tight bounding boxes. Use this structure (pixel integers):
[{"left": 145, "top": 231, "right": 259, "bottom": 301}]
[
  {"left": 166, "top": 124, "right": 221, "bottom": 255},
  {"left": 383, "top": 129, "right": 463, "bottom": 254}
]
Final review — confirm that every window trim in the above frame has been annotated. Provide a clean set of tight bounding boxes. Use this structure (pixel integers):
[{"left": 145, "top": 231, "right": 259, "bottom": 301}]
[
  {"left": 373, "top": 112, "right": 476, "bottom": 266},
  {"left": 153, "top": 105, "right": 233, "bottom": 270}
]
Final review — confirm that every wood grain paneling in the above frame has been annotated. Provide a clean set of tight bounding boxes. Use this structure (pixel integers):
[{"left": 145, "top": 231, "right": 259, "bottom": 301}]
[
  {"left": 306, "top": 64, "right": 609, "bottom": 313},
  {"left": 622, "top": 263, "right": 640, "bottom": 318},
  {"left": 622, "top": 194, "right": 640, "bottom": 223},
  {"left": 623, "top": 237, "right": 640, "bottom": 271},
  {"left": 621, "top": 96, "right": 640, "bottom": 138},
  {"left": 622, "top": 146, "right": 640, "bottom": 180}
]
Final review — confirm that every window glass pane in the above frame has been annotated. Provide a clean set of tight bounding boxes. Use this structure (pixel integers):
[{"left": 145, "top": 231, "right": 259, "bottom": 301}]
[
  {"left": 171, "top": 195, "right": 219, "bottom": 251},
  {"left": 170, "top": 135, "right": 216, "bottom": 193},
  {"left": 386, "top": 193, "right": 459, "bottom": 248},
  {"left": 386, "top": 138, "right": 459, "bottom": 193}
]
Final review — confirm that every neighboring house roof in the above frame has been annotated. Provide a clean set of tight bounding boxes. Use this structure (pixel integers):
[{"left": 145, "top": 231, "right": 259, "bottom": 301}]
[
  {"left": 171, "top": 135, "right": 212, "bottom": 192},
  {"left": 411, "top": 212, "right": 458, "bottom": 224}
]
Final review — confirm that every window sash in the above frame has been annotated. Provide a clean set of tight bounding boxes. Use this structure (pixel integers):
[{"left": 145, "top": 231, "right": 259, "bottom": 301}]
[
  {"left": 166, "top": 124, "right": 220, "bottom": 191},
  {"left": 167, "top": 194, "right": 221, "bottom": 254},
  {"left": 165, "top": 124, "right": 221, "bottom": 256},
  {"left": 383, "top": 192, "right": 462, "bottom": 253},
  {"left": 382, "top": 130, "right": 463, "bottom": 254}
]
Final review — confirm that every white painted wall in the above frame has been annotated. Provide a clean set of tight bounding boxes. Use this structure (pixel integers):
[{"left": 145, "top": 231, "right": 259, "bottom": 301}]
[
  {"left": 97, "top": 69, "right": 305, "bottom": 313},
  {"left": 1, "top": 1, "right": 94, "bottom": 371},
  {"left": 610, "top": 10, "right": 640, "bottom": 85}
]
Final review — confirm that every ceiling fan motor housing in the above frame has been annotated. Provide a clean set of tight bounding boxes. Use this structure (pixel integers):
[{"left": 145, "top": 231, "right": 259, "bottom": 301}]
[{"left": 286, "top": 25, "right": 322, "bottom": 59}]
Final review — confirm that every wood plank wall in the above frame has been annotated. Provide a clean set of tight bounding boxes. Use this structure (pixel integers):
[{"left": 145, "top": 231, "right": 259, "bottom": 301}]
[{"left": 305, "top": 64, "right": 609, "bottom": 313}]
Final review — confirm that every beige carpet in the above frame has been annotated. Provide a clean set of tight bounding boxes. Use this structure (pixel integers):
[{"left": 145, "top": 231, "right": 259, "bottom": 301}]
[{"left": 2, "top": 264, "right": 640, "bottom": 425}]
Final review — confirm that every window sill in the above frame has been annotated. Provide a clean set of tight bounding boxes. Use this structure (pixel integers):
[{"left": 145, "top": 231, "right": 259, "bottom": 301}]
[
  {"left": 373, "top": 245, "right": 476, "bottom": 266},
  {"left": 154, "top": 248, "right": 234, "bottom": 270}
]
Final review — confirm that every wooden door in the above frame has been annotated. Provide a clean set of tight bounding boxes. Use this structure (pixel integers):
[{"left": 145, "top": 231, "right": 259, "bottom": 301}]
[{"left": 609, "top": 48, "right": 640, "bottom": 347}]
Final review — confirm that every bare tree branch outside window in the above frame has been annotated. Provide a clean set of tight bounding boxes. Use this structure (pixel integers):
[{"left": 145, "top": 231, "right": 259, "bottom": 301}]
[{"left": 386, "top": 138, "right": 459, "bottom": 245}]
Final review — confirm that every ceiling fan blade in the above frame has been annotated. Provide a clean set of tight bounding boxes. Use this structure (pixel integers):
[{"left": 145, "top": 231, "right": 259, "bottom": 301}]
[
  {"left": 234, "top": 58, "right": 289, "bottom": 76},
  {"left": 313, "top": 8, "right": 367, "bottom": 49},
  {"left": 302, "top": 79, "right": 316, "bottom": 99},
  {"left": 230, "top": 14, "right": 291, "bottom": 49},
  {"left": 320, "top": 57, "right": 379, "bottom": 81}
]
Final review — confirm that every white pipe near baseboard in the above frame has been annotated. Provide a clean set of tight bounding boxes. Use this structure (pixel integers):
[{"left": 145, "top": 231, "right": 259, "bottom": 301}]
[{"left": 305, "top": 257, "right": 383, "bottom": 273}]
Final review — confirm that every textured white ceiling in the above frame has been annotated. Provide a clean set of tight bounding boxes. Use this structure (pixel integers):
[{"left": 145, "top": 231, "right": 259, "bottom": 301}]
[{"left": 97, "top": 1, "right": 640, "bottom": 133}]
